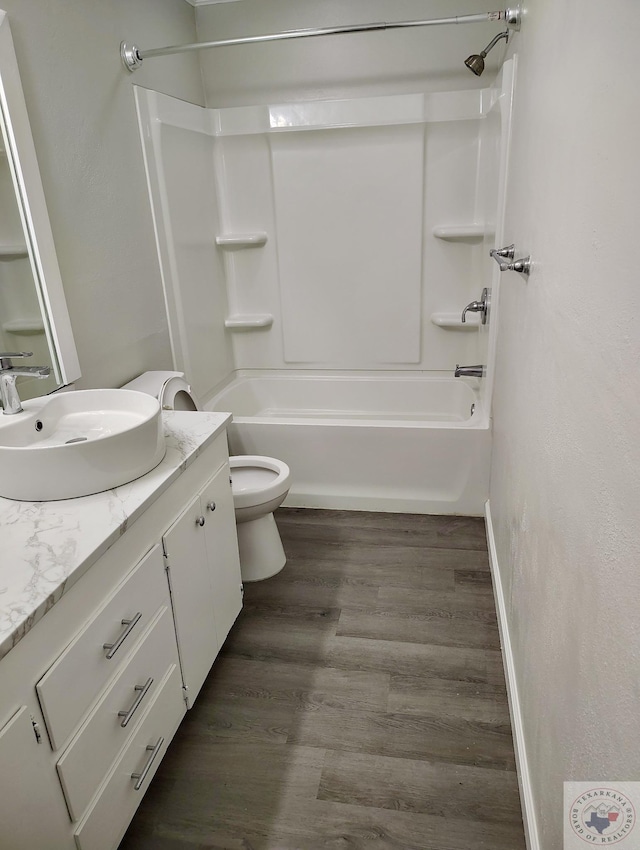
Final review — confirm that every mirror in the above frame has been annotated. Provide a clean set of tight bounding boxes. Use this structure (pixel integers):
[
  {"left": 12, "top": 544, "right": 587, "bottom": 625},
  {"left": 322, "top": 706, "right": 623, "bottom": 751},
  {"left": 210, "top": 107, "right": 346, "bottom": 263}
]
[{"left": 0, "top": 10, "right": 79, "bottom": 403}]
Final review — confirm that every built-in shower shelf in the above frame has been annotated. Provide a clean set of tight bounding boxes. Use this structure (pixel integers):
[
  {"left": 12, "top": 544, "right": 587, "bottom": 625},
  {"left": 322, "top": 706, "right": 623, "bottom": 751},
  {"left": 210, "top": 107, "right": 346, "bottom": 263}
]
[
  {"left": 224, "top": 313, "right": 273, "bottom": 331},
  {"left": 2, "top": 318, "right": 45, "bottom": 335},
  {"left": 216, "top": 232, "right": 268, "bottom": 249},
  {"left": 430, "top": 312, "right": 480, "bottom": 330},
  {"left": 432, "top": 225, "right": 493, "bottom": 243},
  {"left": 0, "top": 244, "right": 28, "bottom": 260}
]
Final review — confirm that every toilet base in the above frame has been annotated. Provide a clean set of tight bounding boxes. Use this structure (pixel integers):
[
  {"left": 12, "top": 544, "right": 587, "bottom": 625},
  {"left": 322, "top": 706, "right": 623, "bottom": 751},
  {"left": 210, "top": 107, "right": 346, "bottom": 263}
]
[{"left": 236, "top": 512, "right": 286, "bottom": 582}]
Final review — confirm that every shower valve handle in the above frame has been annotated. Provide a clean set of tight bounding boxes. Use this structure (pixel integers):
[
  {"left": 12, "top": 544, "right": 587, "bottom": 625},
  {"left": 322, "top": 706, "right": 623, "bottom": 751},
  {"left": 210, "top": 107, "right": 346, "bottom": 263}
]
[{"left": 461, "top": 288, "right": 490, "bottom": 324}]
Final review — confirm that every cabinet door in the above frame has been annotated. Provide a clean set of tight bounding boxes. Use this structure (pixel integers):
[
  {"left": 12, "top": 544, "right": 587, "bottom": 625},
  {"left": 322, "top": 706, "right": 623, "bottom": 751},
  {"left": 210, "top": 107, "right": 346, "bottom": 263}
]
[
  {"left": 0, "top": 706, "right": 70, "bottom": 849},
  {"left": 163, "top": 494, "right": 219, "bottom": 707},
  {"left": 201, "top": 462, "right": 243, "bottom": 646}
]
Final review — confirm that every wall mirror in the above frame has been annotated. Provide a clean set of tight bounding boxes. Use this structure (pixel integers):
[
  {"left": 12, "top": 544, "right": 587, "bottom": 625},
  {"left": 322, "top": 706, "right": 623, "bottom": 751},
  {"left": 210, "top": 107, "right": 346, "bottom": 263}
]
[{"left": 0, "top": 10, "right": 79, "bottom": 403}]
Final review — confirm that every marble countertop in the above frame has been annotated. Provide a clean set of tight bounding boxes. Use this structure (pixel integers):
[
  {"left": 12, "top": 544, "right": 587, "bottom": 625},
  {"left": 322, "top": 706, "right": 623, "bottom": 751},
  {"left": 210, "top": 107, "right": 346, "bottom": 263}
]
[{"left": 0, "top": 410, "right": 231, "bottom": 660}]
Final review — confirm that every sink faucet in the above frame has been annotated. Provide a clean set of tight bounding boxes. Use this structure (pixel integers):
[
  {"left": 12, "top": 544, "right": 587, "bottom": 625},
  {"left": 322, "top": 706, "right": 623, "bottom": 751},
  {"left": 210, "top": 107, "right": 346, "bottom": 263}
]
[
  {"left": 461, "top": 287, "right": 490, "bottom": 324},
  {"left": 0, "top": 352, "right": 51, "bottom": 415},
  {"left": 455, "top": 364, "right": 485, "bottom": 378}
]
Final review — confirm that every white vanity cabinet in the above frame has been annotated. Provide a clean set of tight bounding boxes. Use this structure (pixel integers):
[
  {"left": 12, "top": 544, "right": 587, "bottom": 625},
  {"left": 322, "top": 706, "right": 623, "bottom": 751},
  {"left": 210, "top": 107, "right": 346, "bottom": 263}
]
[
  {"left": 163, "top": 453, "right": 242, "bottom": 708},
  {"left": 0, "top": 704, "right": 71, "bottom": 848},
  {"left": 0, "top": 420, "right": 243, "bottom": 850}
]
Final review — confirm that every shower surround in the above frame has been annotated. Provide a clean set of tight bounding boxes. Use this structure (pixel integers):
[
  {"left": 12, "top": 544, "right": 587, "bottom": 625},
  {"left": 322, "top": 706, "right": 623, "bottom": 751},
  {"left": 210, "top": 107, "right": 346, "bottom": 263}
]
[{"left": 135, "top": 60, "right": 514, "bottom": 514}]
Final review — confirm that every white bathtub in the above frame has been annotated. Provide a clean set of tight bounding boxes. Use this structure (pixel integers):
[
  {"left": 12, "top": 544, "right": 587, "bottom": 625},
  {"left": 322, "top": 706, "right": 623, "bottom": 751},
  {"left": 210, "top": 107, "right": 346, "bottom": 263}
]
[{"left": 207, "top": 372, "right": 491, "bottom": 515}]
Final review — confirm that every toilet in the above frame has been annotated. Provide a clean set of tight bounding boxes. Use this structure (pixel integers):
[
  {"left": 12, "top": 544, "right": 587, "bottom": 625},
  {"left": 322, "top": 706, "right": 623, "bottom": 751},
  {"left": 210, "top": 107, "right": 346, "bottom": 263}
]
[{"left": 123, "top": 371, "right": 290, "bottom": 582}]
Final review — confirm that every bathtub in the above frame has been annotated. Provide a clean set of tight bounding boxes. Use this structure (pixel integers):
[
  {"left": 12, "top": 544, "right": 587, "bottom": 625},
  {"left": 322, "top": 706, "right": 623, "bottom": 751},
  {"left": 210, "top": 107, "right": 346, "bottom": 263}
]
[{"left": 207, "top": 372, "right": 491, "bottom": 515}]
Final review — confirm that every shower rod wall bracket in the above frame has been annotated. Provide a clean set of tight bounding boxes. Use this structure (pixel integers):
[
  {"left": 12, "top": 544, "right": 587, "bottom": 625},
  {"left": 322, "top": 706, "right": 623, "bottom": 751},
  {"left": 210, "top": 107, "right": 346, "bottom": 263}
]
[
  {"left": 501, "top": 6, "right": 522, "bottom": 31},
  {"left": 121, "top": 42, "right": 143, "bottom": 72},
  {"left": 120, "top": 6, "right": 521, "bottom": 73}
]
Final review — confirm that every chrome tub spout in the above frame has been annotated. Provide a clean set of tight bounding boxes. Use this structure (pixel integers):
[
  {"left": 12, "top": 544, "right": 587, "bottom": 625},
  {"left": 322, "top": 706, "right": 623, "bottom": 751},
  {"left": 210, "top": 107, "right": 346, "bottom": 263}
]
[{"left": 454, "top": 364, "right": 485, "bottom": 378}]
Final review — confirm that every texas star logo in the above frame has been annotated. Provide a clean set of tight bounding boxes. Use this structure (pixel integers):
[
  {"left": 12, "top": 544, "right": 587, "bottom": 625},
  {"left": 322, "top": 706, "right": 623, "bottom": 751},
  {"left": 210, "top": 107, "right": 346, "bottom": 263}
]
[{"left": 570, "top": 788, "right": 636, "bottom": 844}]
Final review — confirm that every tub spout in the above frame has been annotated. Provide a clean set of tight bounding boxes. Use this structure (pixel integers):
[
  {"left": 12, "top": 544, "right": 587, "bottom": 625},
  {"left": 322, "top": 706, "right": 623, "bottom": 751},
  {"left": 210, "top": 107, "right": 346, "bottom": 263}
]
[{"left": 454, "top": 364, "right": 485, "bottom": 378}]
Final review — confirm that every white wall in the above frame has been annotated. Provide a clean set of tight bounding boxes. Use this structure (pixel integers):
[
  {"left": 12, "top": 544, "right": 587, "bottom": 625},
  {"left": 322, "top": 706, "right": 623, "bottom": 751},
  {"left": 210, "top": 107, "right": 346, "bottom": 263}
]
[
  {"left": 0, "top": 0, "right": 203, "bottom": 389},
  {"left": 490, "top": 1, "right": 640, "bottom": 847},
  {"left": 196, "top": 0, "right": 505, "bottom": 106}
]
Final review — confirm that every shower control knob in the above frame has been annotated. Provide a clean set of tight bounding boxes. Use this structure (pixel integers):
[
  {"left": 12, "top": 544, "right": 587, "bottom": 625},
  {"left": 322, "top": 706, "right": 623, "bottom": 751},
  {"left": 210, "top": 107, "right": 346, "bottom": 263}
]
[
  {"left": 196, "top": 516, "right": 206, "bottom": 527},
  {"left": 490, "top": 245, "right": 531, "bottom": 276},
  {"left": 505, "top": 256, "right": 531, "bottom": 276},
  {"left": 206, "top": 501, "right": 216, "bottom": 512},
  {"left": 490, "top": 244, "right": 515, "bottom": 263}
]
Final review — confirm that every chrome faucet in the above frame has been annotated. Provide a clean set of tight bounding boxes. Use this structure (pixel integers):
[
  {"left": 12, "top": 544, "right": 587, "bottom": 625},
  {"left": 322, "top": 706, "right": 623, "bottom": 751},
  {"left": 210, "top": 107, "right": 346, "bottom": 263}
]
[
  {"left": 455, "top": 364, "right": 485, "bottom": 378},
  {"left": 461, "top": 287, "right": 490, "bottom": 324},
  {"left": 0, "top": 352, "right": 51, "bottom": 414}
]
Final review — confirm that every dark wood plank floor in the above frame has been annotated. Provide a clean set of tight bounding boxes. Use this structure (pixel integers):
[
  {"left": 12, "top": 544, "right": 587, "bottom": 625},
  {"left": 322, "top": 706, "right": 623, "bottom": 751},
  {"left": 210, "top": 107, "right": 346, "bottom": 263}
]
[{"left": 120, "top": 508, "right": 526, "bottom": 850}]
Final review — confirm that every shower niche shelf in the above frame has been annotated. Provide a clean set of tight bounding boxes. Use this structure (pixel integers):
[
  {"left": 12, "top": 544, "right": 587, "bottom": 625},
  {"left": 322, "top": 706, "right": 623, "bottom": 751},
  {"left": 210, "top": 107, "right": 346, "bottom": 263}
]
[
  {"left": 430, "top": 312, "right": 480, "bottom": 330},
  {"left": 216, "top": 232, "right": 268, "bottom": 250},
  {"left": 0, "top": 243, "right": 28, "bottom": 260},
  {"left": 432, "top": 225, "right": 494, "bottom": 243},
  {"left": 224, "top": 313, "right": 273, "bottom": 331},
  {"left": 2, "top": 318, "right": 45, "bottom": 335}
]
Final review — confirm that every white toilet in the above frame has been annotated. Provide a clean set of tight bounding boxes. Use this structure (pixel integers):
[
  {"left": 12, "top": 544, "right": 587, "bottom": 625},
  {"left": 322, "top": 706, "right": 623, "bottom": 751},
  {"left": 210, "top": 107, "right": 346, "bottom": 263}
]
[{"left": 123, "top": 371, "right": 290, "bottom": 581}]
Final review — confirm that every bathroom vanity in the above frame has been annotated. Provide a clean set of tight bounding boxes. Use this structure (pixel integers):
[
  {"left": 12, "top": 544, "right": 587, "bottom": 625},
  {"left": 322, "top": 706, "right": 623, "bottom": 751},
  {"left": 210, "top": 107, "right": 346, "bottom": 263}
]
[{"left": 0, "top": 411, "right": 242, "bottom": 850}]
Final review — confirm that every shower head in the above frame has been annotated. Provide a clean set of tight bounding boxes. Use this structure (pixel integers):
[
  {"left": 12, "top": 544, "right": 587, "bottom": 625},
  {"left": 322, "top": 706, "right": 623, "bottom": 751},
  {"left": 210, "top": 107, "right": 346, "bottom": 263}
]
[
  {"left": 464, "top": 29, "right": 509, "bottom": 76},
  {"left": 465, "top": 53, "right": 486, "bottom": 76}
]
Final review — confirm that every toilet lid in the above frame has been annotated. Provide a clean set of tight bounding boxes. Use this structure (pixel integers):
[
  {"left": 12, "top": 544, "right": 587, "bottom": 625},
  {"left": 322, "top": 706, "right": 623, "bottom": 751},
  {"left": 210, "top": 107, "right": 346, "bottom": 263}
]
[{"left": 160, "top": 376, "right": 200, "bottom": 411}]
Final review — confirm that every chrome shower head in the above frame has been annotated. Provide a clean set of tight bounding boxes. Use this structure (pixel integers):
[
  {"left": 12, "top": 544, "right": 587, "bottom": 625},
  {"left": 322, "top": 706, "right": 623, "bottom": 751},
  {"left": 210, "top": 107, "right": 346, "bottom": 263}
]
[
  {"left": 464, "top": 30, "right": 509, "bottom": 76},
  {"left": 465, "top": 53, "right": 486, "bottom": 76}
]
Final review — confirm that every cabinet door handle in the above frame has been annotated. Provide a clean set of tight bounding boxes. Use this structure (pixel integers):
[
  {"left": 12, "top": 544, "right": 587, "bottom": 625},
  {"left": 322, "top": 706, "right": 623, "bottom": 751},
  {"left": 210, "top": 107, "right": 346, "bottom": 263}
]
[
  {"left": 206, "top": 501, "right": 216, "bottom": 512},
  {"left": 103, "top": 612, "right": 142, "bottom": 659},
  {"left": 196, "top": 515, "right": 206, "bottom": 527},
  {"left": 118, "top": 677, "right": 154, "bottom": 728},
  {"left": 131, "top": 736, "right": 164, "bottom": 791}
]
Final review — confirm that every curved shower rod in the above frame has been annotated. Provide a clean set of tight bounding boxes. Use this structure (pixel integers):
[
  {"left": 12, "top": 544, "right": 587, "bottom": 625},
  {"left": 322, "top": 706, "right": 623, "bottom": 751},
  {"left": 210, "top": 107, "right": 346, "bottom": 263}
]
[{"left": 121, "top": 6, "right": 521, "bottom": 72}]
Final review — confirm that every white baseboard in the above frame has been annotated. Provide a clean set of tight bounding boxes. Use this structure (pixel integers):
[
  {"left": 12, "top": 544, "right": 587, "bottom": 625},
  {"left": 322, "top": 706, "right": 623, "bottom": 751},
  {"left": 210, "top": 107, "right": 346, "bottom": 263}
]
[{"left": 485, "top": 500, "right": 541, "bottom": 850}]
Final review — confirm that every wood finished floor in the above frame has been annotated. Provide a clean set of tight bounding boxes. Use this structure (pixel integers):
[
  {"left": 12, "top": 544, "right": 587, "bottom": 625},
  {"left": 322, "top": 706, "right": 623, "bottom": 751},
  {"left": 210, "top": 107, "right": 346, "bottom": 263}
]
[{"left": 120, "top": 509, "right": 526, "bottom": 850}]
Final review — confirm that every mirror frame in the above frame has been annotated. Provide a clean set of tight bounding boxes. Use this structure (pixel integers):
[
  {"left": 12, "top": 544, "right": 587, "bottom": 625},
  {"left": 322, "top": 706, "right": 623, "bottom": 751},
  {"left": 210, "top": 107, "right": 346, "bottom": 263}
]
[{"left": 0, "top": 10, "right": 80, "bottom": 387}]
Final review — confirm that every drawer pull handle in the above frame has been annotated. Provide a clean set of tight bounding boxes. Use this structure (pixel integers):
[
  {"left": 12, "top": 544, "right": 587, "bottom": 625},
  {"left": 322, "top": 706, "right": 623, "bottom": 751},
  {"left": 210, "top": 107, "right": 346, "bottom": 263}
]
[
  {"left": 118, "top": 677, "right": 154, "bottom": 728},
  {"left": 131, "top": 736, "right": 165, "bottom": 791},
  {"left": 103, "top": 612, "right": 142, "bottom": 659},
  {"left": 207, "top": 501, "right": 216, "bottom": 512},
  {"left": 196, "top": 515, "right": 206, "bottom": 527}
]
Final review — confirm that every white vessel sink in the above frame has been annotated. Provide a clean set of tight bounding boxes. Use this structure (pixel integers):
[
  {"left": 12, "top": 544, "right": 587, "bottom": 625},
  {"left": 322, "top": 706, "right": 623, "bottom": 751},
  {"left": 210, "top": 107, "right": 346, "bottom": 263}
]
[{"left": 0, "top": 389, "right": 166, "bottom": 501}]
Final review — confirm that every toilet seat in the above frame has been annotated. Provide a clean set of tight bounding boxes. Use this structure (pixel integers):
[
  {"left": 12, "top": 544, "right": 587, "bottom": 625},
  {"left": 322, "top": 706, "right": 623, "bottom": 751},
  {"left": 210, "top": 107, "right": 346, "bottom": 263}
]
[{"left": 230, "top": 456, "right": 290, "bottom": 510}]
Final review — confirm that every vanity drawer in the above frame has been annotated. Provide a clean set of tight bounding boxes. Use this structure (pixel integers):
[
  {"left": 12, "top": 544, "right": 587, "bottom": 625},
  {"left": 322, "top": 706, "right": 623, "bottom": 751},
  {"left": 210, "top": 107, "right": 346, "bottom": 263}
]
[
  {"left": 73, "top": 663, "right": 185, "bottom": 850},
  {"left": 37, "top": 543, "right": 170, "bottom": 751},
  {"left": 57, "top": 605, "right": 180, "bottom": 821}
]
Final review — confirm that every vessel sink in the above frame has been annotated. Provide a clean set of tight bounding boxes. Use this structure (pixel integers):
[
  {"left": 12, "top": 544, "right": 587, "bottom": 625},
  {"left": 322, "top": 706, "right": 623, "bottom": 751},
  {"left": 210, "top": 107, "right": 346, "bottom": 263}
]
[{"left": 0, "top": 389, "right": 166, "bottom": 501}]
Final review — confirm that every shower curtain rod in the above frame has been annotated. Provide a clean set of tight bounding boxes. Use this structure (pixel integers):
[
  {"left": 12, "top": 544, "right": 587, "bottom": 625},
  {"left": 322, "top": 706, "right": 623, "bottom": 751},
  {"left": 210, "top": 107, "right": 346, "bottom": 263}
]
[{"left": 121, "top": 6, "right": 521, "bottom": 72}]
